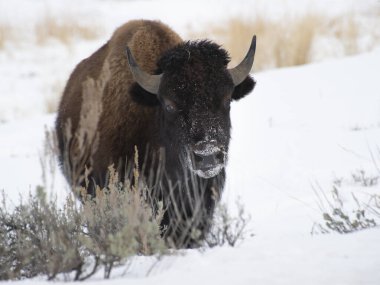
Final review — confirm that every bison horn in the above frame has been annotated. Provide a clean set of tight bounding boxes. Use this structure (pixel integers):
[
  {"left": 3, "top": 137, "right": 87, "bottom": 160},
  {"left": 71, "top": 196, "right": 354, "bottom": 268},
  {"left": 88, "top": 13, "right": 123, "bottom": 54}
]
[
  {"left": 228, "top": 35, "right": 256, "bottom": 86},
  {"left": 126, "top": 47, "right": 162, "bottom": 94}
]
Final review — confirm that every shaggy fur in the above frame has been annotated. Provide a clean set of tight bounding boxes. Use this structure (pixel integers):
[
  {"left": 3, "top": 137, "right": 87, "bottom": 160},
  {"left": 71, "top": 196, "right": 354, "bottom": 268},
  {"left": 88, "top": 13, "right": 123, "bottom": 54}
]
[{"left": 56, "top": 20, "right": 255, "bottom": 248}]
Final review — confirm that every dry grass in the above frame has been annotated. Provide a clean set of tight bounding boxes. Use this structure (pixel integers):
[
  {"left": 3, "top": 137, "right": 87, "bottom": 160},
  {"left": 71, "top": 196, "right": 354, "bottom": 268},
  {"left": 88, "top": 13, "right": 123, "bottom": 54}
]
[
  {"left": 329, "top": 14, "right": 359, "bottom": 55},
  {"left": 188, "top": 15, "right": 324, "bottom": 71},
  {"left": 45, "top": 80, "right": 64, "bottom": 114},
  {"left": 188, "top": 13, "right": 372, "bottom": 71},
  {"left": 35, "top": 14, "right": 100, "bottom": 45},
  {"left": 0, "top": 15, "right": 101, "bottom": 49},
  {"left": 0, "top": 23, "right": 14, "bottom": 49}
]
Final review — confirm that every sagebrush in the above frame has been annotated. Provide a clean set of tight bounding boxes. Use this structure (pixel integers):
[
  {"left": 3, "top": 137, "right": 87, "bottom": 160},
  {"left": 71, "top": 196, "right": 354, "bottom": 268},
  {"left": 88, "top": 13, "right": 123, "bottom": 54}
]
[
  {"left": 0, "top": 175, "right": 250, "bottom": 280},
  {"left": 1, "top": 123, "right": 250, "bottom": 281},
  {"left": 312, "top": 168, "right": 380, "bottom": 235},
  {"left": 0, "top": 164, "right": 166, "bottom": 280}
]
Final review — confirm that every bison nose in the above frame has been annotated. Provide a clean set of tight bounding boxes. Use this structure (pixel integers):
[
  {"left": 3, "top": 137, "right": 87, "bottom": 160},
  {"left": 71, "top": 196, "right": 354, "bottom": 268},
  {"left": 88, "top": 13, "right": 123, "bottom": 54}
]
[
  {"left": 193, "top": 151, "right": 224, "bottom": 168},
  {"left": 192, "top": 141, "right": 225, "bottom": 170}
]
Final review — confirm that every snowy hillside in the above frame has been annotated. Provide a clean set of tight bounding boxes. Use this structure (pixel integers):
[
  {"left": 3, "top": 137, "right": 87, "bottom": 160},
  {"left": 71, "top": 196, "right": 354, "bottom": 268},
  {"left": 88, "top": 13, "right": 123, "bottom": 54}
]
[
  {"left": 1, "top": 49, "right": 380, "bottom": 284},
  {"left": 1, "top": 0, "right": 380, "bottom": 284}
]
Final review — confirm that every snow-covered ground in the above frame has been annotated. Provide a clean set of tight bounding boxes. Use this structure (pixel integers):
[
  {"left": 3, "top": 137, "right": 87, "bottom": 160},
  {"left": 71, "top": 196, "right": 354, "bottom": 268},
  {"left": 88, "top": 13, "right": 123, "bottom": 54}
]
[{"left": 1, "top": 0, "right": 380, "bottom": 284}]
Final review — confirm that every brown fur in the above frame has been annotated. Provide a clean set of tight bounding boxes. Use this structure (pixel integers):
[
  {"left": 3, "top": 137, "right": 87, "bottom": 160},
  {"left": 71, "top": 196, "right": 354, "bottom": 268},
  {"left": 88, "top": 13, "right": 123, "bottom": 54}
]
[{"left": 56, "top": 20, "right": 182, "bottom": 186}]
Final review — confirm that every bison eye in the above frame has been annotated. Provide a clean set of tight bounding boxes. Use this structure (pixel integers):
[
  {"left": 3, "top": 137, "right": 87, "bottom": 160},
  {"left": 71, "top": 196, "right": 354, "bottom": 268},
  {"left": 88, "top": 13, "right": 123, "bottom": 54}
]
[{"left": 164, "top": 100, "right": 178, "bottom": 113}]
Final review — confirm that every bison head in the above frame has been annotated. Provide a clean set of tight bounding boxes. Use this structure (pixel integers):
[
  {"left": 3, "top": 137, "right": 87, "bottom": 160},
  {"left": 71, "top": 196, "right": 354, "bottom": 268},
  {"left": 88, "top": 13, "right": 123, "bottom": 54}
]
[{"left": 127, "top": 36, "right": 256, "bottom": 178}]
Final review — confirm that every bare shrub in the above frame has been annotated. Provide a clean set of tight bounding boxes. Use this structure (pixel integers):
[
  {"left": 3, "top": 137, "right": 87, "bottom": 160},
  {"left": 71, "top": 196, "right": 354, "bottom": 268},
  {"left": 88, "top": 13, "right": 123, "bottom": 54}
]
[
  {"left": 351, "top": 169, "right": 379, "bottom": 187},
  {"left": 39, "top": 126, "right": 59, "bottom": 193},
  {"left": 0, "top": 188, "right": 84, "bottom": 280},
  {"left": 80, "top": 166, "right": 166, "bottom": 279},
  {"left": 205, "top": 199, "right": 252, "bottom": 247},
  {"left": 0, "top": 164, "right": 166, "bottom": 281},
  {"left": 312, "top": 178, "right": 379, "bottom": 235},
  {"left": 312, "top": 146, "right": 380, "bottom": 234}
]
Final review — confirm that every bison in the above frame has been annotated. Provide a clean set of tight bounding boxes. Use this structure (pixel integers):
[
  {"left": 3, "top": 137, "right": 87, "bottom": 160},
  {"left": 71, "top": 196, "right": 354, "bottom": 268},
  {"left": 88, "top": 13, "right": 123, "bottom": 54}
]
[{"left": 56, "top": 20, "right": 256, "bottom": 247}]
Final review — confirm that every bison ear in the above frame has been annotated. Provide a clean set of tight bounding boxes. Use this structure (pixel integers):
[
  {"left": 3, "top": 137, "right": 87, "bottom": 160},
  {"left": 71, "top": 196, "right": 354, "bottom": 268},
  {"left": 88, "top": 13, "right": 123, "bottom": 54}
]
[
  {"left": 129, "top": 83, "right": 160, "bottom": 106},
  {"left": 231, "top": 75, "right": 256, "bottom": 101}
]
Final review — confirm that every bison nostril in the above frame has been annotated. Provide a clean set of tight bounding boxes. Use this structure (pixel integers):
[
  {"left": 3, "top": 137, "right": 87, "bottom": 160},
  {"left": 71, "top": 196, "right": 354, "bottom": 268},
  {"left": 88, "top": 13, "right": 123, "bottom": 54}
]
[
  {"left": 193, "top": 132, "right": 205, "bottom": 143},
  {"left": 193, "top": 153, "right": 203, "bottom": 163},
  {"left": 216, "top": 152, "right": 224, "bottom": 162},
  {"left": 192, "top": 151, "right": 224, "bottom": 168}
]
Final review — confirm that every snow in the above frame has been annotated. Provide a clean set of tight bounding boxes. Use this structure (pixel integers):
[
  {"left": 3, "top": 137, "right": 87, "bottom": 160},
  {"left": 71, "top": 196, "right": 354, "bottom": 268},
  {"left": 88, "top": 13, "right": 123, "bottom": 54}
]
[{"left": 1, "top": 0, "right": 380, "bottom": 284}]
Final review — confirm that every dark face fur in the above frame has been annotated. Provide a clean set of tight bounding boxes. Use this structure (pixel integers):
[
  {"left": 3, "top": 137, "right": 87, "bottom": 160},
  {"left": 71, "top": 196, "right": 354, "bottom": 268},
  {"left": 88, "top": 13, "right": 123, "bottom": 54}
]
[{"left": 130, "top": 41, "right": 255, "bottom": 178}]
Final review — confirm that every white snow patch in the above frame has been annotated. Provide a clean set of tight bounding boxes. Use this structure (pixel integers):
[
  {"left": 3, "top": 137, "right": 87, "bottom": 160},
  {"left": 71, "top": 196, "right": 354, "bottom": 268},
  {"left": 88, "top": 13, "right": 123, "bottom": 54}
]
[
  {"left": 193, "top": 141, "right": 221, "bottom": 156},
  {"left": 194, "top": 164, "right": 224, "bottom": 179}
]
